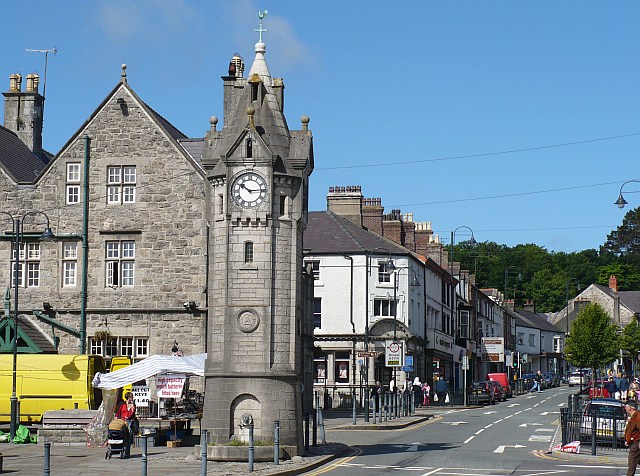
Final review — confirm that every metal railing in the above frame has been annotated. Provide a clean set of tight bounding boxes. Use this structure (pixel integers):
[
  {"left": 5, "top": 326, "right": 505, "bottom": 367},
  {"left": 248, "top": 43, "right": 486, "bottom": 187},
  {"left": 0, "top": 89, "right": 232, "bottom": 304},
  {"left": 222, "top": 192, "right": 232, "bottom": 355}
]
[{"left": 560, "top": 397, "right": 627, "bottom": 454}]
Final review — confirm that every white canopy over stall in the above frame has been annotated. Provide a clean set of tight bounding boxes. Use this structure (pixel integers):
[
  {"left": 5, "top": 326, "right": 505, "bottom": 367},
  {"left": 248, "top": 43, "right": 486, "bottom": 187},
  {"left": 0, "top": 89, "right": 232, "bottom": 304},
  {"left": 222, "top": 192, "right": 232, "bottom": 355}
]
[{"left": 92, "top": 353, "right": 206, "bottom": 389}]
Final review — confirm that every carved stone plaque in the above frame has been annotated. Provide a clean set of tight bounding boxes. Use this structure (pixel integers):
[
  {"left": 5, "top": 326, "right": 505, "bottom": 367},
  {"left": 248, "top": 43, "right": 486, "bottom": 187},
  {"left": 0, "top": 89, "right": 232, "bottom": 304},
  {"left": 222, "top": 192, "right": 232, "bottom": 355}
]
[{"left": 237, "top": 310, "right": 260, "bottom": 333}]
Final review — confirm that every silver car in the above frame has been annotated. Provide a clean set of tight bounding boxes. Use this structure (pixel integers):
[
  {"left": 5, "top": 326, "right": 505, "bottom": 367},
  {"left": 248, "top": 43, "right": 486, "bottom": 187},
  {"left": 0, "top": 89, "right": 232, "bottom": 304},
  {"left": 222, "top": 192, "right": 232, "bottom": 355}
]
[{"left": 579, "top": 398, "right": 626, "bottom": 442}]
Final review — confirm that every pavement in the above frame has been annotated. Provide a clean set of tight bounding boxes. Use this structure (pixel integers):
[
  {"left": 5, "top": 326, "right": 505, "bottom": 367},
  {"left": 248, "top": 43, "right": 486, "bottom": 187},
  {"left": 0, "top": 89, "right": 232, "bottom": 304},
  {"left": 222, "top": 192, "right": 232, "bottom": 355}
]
[{"left": 0, "top": 403, "right": 629, "bottom": 474}]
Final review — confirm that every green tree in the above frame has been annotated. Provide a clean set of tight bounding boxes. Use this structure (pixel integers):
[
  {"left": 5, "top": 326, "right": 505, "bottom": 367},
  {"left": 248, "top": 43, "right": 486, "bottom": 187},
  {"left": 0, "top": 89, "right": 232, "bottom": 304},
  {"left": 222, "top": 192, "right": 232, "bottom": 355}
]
[
  {"left": 601, "top": 206, "right": 640, "bottom": 255},
  {"left": 565, "top": 303, "right": 620, "bottom": 378},
  {"left": 620, "top": 320, "right": 640, "bottom": 363}
]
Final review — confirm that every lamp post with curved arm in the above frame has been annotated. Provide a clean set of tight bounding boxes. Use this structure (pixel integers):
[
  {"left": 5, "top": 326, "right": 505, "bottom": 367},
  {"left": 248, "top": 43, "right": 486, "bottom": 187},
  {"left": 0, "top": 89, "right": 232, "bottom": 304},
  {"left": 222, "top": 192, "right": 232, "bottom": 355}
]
[
  {"left": 364, "top": 248, "right": 394, "bottom": 422},
  {"left": 0, "top": 211, "right": 54, "bottom": 441},
  {"left": 614, "top": 180, "right": 640, "bottom": 209}
]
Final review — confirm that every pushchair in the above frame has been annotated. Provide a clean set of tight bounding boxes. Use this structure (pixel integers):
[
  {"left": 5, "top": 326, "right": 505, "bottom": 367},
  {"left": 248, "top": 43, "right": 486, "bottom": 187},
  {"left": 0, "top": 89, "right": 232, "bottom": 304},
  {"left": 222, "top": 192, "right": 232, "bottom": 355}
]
[{"left": 105, "top": 427, "right": 129, "bottom": 459}]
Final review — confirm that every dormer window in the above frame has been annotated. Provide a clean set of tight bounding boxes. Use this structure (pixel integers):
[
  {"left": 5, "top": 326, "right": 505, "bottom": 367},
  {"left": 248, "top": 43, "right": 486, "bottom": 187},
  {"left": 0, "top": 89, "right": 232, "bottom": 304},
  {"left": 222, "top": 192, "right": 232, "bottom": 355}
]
[
  {"left": 246, "top": 137, "right": 252, "bottom": 158},
  {"left": 251, "top": 82, "right": 259, "bottom": 102}
]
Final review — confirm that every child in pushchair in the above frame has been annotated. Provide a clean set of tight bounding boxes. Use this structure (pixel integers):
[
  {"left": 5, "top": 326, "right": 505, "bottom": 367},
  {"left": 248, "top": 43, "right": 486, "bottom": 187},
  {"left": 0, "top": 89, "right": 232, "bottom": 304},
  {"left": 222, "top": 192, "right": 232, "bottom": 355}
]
[{"left": 106, "top": 418, "right": 130, "bottom": 459}]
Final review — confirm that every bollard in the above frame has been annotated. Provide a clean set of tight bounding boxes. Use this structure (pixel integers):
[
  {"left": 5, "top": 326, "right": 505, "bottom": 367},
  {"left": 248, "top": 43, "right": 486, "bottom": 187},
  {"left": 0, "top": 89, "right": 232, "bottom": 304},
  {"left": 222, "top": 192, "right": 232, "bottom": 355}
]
[
  {"left": 372, "top": 401, "right": 377, "bottom": 424},
  {"left": 304, "top": 412, "right": 310, "bottom": 451},
  {"left": 274, "top": 421, "right": 280, "bottom": 465},
  {"left": 141, "top": 435, "right": 148, "bottom": 476},
  {"left": 312, "top": 408, "right": 318, "bottom": 446},
  {"left": 384, "top": 393, "right": 389, "bottom": 422},
  {"left": 591, "top": 409, "right": 597, "bottom": 456},
  {"left": 200, "top": 429, "right": 208, "bottom": 476},
  {"left": 352, "top": 387, "right": 357, "bottom": 425},
  {"left": 248, "top": 423, "right": 254, "bottom": 472},
  {"left": 318, "top": 408, "right": 326, "bottom": 444},
  {"left": 43, "top": 442, "right": 51, "bottom": 476}
]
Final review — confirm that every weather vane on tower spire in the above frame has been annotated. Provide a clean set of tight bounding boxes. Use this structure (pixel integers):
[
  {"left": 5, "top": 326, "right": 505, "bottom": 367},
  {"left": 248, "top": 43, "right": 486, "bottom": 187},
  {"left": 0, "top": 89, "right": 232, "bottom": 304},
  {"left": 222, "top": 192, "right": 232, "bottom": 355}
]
[{"left": 255, "top": 10, "right": 268, "bottom": 43}]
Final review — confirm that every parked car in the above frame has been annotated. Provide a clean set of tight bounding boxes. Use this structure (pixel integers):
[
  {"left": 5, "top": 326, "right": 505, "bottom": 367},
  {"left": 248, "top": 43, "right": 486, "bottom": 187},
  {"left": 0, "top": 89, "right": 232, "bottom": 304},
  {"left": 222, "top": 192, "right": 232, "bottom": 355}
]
[
  {"left": 467, "top": 381, "right": 494, "bottom": 405},
  {"left": 579, "top": 379, "right": 611, "bottom": 399},
  {"left": 487, "top": 372, "right": 513, "bottom": 398},
  {"left": 568, "top": 372, "right": 586, "bottom": 387},
  {"left": 488, "top": 380, "right": 507, "bottom": 402},
  {"left": 522, "top": 373, "right": 545, "bottom": 391},
  {"left": 579, "top": 398, "right": 626, "bottom": 442},
  {"left": 543, "top": 372, "right": 560, "bottom": 388}
]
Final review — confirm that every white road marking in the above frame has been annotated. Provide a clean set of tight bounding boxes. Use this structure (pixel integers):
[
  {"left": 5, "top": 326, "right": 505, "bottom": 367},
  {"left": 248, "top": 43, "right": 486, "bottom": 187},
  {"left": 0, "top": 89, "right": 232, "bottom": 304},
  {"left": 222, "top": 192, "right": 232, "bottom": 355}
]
[
  {"left": 419, "top": 469, "right": 443, "bottom": 476},
  {"left": 535, "top": 428, "right": 555, "bottom": 432},
  {"left": 494, "top": 444, "right": 526, "bottom": 453},
  {"left": 483, "top": 411, "right": 497, "bottom": 415},
  {"left": 463, "top": 435, "right": 475, "bottom": 444},
  {"left": 441, "top": 421, "right": 467, "bottom": 425},
  {"left": 508, "top": 403, "right": 520, "bottom": 407},
  {"left": 519, "top": 423, "right": 543, "bottom": 427},
  {"left": 475, "top": 428, "right": 485, "bottom": 435}
]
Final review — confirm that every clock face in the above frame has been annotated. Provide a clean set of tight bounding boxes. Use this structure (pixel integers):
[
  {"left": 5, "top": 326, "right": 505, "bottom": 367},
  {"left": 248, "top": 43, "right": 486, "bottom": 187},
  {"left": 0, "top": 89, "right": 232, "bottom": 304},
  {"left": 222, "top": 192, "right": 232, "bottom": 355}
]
[{"left": 231, "top": 172, "right": 268, "bottom": 208}]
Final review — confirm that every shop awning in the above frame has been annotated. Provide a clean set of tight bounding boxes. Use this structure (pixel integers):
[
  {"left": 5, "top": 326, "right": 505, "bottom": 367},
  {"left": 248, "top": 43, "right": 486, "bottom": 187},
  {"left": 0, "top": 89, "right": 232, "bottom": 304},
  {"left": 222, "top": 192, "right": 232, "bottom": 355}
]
[{"left": 92, "top": 353, "right": 206, "bottom": 389}]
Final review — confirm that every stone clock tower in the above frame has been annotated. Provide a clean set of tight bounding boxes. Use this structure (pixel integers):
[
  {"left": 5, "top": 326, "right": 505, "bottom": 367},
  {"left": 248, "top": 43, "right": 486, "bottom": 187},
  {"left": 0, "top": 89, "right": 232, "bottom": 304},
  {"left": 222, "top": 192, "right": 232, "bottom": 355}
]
[{"left": 201, "top": 24, "right": 314, "bottom": 453}]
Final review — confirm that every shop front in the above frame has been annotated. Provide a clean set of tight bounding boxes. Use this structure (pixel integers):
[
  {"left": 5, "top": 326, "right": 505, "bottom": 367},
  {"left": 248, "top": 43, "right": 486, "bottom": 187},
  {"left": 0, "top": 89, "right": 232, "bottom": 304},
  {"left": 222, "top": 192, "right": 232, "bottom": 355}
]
[{"left": 425, "top": 329, "right": 454, "bottom": 388}]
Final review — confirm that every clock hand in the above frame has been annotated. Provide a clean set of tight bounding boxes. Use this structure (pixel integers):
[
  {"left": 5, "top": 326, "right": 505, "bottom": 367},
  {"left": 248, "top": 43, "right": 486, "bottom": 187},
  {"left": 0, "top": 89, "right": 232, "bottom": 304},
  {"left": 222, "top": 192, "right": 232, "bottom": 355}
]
[{"left": 241, "top": 183, "right": 256, "bottom": 193}]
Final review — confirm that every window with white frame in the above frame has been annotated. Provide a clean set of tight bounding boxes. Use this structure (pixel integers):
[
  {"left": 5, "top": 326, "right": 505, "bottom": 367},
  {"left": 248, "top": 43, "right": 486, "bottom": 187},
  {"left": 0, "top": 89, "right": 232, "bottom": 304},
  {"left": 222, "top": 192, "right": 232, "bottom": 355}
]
[
  {"left": 89, "top": 336, "right": 149, "bottom": 359},
  {"left": 66, "top": 163, "right": 81, "bottom": 204},
  {"left": 12, "top": 243, "right": 40, "bottom": 287},
  {"left": 106, "top": 240, "right": 135, "bottom": 287},
  {"left": 63, "top": 242, "right": 77, "bottom": 287},
  {"left": 107, "top": 166, "right": 136, "bottom": 204},
  {"left": 373, "top": 298, "right": 397, "bottom": 317},
  {"left": 377, "top": 261, "right": 392, "bottom": 283}
]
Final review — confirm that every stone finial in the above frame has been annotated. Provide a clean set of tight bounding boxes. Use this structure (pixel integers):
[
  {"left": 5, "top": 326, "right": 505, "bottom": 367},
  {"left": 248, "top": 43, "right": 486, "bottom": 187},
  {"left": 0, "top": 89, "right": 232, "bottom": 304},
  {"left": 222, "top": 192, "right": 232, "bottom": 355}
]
[
  {"left": 246, "top": 106, "right": 255, "bottom": 128},
  {"left": 121, "top": 64, "right": 127, "bottom": 83},
  {"left": 210, "top": 116, "right": 218, "bottom": 131},
  {"left": 301, "top": 115, "right": 310, "bottom": 131}
]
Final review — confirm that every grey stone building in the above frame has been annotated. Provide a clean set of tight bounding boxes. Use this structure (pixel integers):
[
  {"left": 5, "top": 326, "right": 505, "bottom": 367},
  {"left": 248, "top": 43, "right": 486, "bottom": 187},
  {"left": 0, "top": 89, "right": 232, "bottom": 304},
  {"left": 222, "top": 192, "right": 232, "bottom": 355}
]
[{"left": 0, "top": 67, "right": 208, "bottom": 364}]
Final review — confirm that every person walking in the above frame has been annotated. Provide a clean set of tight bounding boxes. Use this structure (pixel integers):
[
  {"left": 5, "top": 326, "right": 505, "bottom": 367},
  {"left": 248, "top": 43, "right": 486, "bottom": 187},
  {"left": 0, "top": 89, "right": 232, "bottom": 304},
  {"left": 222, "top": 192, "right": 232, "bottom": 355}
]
[
  {"left": 531, "top": 370, "right": 543, "bottom": 393},
  {"left": 625, "top": 401, "right": 640, "bottom": 476},
  {"left": 422, "top": 382, "right": 431, "bottom": 407},
  {"left": 370, "top": 381, "right": 382, "bottom": 413},
  {"left": 605, "top": 376, "right": 618, "bottom": 399},
  {"left": 620, "top": 373, "right": 631, "bottom": 402},
  {"left": 412, "top": 377, "right": 422, "bottom": 407},
  {"left": 434, "top": 375, "right": 448, "bottom": 406}
]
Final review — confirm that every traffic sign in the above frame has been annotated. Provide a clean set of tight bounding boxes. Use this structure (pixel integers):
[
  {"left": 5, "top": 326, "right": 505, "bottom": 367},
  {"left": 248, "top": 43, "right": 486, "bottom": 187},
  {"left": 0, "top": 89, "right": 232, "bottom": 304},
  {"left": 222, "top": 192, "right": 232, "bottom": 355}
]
[
  {"left": 402, "top": 366, "right": 413, "bottom": 372},
  {"left": 357, "top": 351, "right": 377, "bottom": 358}
]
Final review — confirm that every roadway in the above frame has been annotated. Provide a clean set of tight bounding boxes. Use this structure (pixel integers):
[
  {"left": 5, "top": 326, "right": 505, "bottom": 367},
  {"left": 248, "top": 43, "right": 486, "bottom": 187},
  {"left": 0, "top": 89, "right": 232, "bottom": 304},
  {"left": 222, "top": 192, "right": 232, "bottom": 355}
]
[{"left": 311, "top": 385, "right": 628, "bottom": 476}]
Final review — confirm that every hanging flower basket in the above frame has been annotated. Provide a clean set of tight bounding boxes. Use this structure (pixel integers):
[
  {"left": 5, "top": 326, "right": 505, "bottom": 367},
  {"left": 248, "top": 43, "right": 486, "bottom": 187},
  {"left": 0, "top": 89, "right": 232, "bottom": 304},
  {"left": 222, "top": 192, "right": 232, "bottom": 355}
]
[{"left": 94, "top": 330, "right": 111, "bottom": 341}]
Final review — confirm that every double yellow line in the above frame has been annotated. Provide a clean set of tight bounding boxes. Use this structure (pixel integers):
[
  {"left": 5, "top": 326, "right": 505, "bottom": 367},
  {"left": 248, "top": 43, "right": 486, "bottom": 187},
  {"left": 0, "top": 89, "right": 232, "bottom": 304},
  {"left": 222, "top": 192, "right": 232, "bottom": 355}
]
[{"left": 306, "top": 447, "right": 363, "bottom": 475}]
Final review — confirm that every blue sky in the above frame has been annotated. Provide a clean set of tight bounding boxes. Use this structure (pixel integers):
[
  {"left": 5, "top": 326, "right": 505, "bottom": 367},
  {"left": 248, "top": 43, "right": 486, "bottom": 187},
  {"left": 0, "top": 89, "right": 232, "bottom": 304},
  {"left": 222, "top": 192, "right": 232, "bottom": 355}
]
[{"left": 2, "top": 1, "right": 639, "bottom": 253}]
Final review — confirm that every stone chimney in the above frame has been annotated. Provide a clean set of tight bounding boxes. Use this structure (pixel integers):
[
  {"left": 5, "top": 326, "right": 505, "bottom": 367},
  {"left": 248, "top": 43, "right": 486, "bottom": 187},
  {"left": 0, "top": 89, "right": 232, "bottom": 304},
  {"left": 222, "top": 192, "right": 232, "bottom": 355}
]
[
  {"left": 609, "top": 275, "right": 618, "bottom": 294},
  {"left": 382, "top": 209, "right": 403, "bottom": 247},
  {"left": 3, "top": 73, "right": 44, "bottom": 154},
  {"left": 505, "top": 299, "right": 515, "bottom": 310},
  {"left": 523, "top": 299, "right": 535, "bottom": 313},
  {"left": 362, "top": 197, "right": 383, "bottom": 234},
  {"left": 222, "top": 53, "right": 246, "bottom": 127},
  {"left": 327, "top": 186, "right": 363, "bottom": 227}
]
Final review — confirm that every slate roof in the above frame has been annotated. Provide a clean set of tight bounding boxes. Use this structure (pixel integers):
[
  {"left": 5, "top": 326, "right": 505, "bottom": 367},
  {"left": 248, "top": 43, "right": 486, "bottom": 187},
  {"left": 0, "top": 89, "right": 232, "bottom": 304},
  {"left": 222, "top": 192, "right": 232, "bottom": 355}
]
[
  {"left": 619, "top": 291, "right": 640, "bottom": 314},
  {"left": 0, "top": 125, "right": 50, "bottom": 183},
  {"left": 21, "top": 318, "right": 56, "bottom": 353},
  {"left": 516, "top": 309, "right": 563, "bottom": 333},
  {"left": 305, "top": 211, "right": 414, "bottom": 256},
  {"left": 177, "top": 138, "right": 204, "bottom": 167}
]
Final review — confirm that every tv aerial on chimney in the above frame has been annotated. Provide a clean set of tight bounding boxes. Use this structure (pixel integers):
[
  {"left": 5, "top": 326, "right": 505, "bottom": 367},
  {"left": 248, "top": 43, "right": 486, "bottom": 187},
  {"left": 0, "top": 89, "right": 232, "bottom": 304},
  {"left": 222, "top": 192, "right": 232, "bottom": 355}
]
[{"left": 25, "top": 46, "right": 58, "bottom": 112}]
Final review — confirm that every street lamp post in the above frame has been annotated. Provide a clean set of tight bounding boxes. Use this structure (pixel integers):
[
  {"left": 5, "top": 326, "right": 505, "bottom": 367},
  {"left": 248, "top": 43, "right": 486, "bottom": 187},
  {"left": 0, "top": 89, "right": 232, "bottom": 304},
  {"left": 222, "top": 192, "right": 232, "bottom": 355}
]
[
  {"left": 0, "top": 211, "right": 54, "bottom": 441},
  {"left": 450, "top": 226, "right": 475, "bottom": 405},
  {"left": 614, "top": 180, "right": 640, "bottom": 208},
  {"left": 364, "top": 248, "right": 394, "bottom": 422}
]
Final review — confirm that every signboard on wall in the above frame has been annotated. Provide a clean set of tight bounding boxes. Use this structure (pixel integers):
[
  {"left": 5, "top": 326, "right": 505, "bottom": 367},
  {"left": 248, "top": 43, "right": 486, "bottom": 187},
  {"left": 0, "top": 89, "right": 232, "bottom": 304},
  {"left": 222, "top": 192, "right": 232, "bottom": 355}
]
[
  {"left": 481, "top": 337, "right": 505, "bottom": 363},
  {"left": 385, "top": 340, "right": 403, "bottom": 367}
]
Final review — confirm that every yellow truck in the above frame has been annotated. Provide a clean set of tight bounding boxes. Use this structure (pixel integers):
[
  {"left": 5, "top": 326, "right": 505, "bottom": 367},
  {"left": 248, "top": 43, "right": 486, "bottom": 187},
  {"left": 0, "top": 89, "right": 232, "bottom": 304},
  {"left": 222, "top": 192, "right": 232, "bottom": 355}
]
[
  {"left": 109, "top": 356, "right": 132, "bottom": 401},
  {"left": 0, "top": 354, "right": 106, "bottom": 423}
]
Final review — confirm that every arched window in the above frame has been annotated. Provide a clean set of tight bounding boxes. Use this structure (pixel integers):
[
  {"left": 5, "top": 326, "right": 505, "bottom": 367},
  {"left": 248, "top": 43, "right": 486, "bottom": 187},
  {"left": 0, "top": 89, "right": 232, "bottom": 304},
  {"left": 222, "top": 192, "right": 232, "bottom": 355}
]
[{"left": 244, "top": 242, "right": 254, "bottom": 263}]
